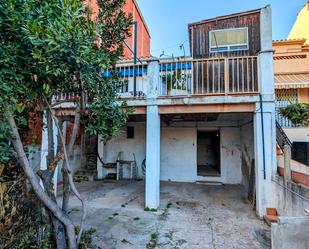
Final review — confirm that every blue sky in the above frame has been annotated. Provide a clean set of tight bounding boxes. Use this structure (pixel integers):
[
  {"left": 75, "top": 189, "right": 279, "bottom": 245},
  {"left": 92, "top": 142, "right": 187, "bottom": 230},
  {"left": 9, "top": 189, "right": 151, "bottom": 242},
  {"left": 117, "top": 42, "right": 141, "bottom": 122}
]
[{"left": 136, "top": 0, "right": 306, "bottom": 57}]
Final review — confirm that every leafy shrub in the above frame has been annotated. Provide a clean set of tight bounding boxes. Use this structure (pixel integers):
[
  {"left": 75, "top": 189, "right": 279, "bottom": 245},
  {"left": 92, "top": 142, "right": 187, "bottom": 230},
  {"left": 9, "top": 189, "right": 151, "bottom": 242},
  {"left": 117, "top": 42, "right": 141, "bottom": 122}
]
[{"left": 279, "top": 103, "right": 309, "bottom": 126}]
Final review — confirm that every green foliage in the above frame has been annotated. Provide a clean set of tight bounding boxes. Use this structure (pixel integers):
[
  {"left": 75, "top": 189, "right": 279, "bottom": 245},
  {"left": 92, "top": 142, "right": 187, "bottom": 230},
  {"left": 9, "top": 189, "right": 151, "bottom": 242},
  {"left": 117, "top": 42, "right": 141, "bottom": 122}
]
[
  {"left": 75, "top": 227, "right": 97, "bottom": 249},
  {"left": 144, "top": 207, "right": 157, "bottom": 212},
  {"left": 279, "top": 103, "right": 309, "bottom": 126},
  {"left": 147, "top": 232, "right": 159, "bottom": 249},
  {"left": 162, "top": 69, "right": 188, "bottom": 91},
  {"left": 0, "top": 167, "right": 52, "bottom": 249},
  {"left": 0, "top": 0, "right": 133, "bottom": 247},
  {"left": 0, "top": 0, "right": 132, "bottom": 161}
]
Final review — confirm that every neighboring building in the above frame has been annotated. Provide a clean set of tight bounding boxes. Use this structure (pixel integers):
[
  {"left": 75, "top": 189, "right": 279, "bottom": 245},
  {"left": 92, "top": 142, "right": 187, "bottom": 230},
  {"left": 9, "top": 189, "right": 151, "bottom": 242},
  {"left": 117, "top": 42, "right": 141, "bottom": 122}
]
[
  {"left": 94, "top": 6, "right": 276, "bottom": 217},
  {"left": 273, "top": 0, "right": 309, "bottom": 146},
  {"left": 288, "top": 2, "right": 309, "bottom": 44},
  {"left": 273, "top": 38, "right": 309, "bottom": 142},
  {"left": 122, "top": 0, "right": 151, "bottom": 58},
  {"left": 272, "top": 2, "right": 309, "bottom": 198},
  {"left": 86, "top": 0, "right": 151, "bottom": 59}
]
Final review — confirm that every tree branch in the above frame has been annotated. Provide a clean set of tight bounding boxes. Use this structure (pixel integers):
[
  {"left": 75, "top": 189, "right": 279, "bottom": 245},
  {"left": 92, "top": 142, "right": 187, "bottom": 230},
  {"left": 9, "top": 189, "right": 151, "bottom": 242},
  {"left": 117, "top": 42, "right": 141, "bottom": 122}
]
[{"left": 6, "top": 109, "right": 77, "bottom": 249}]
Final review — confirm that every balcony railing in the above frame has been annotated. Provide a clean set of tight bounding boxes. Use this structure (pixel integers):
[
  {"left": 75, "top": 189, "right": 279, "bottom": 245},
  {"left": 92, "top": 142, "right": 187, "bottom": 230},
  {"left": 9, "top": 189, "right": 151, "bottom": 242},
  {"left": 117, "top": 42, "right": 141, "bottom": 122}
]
[
  {"left": 104, "top": 63, "right": 148, "bottom": 98},
  {"left": 159, "top": 56, "right": 259, "bottom": 96},
  {"left": 53, "top": 56, "right": 260, "bottom": 102}
]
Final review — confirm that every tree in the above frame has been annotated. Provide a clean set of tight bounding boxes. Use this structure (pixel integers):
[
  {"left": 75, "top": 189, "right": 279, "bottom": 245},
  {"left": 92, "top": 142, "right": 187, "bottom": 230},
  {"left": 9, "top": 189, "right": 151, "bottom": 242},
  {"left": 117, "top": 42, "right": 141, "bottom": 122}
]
[
  {"left": 279, "top": 103, "right": 309, "bottom": 127},
  {"left": 0, "top": 0, "right": 131, "bottom": 248}
]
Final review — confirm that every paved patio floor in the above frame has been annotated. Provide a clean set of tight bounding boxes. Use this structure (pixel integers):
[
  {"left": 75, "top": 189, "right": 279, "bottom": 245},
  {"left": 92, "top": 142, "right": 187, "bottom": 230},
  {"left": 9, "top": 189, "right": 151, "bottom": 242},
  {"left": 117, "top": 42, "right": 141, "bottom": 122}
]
[{"left": 68, "top": 180, "right": 270, "bottom": 249}]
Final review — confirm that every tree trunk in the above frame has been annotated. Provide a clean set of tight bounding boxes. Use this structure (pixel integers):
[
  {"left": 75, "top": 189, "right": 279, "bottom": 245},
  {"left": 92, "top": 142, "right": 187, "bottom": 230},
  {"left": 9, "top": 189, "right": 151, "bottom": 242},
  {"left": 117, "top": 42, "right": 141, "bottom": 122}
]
[
  {"left": 7, "top": 110, "right": 77, "bottom": 249},
  {"left": 45, "top": 108, "right": 68, "bottom": 249},
  {"left": 44, "top": 95, "right": 86, "bottom": 245},
  {"left": 38, "top": 170, "right": 67, "bottom": 249},
  {"left": 62, "top": 103, "right": 81, "bottom": 213},
  {"left": 47, "top": 109, "right": 55, "bottom": 165}
]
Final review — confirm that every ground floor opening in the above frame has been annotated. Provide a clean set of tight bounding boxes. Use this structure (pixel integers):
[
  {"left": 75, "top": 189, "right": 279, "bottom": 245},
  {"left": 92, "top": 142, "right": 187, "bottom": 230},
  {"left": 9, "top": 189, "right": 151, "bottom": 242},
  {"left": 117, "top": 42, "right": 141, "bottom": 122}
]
[{"left": 197, "top": 130, "right": 221, "bottom": 177}]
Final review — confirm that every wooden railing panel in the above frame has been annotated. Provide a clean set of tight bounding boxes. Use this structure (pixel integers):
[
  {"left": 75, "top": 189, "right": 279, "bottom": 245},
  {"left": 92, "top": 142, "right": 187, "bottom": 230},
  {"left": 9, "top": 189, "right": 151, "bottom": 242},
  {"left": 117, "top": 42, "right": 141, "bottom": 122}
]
[{"left": 159, "top": 56, "right": 259, "bottom": 96}]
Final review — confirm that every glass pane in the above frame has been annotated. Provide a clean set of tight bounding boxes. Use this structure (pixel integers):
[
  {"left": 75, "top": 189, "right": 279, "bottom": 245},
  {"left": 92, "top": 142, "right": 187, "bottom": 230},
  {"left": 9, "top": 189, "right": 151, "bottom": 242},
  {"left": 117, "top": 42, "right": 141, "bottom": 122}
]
[
  {"left": 210, "top": 28, "right": 248, "bottom": 47},
  {"left": 227, "top": 29, "right": 247, "bottom": 45}
]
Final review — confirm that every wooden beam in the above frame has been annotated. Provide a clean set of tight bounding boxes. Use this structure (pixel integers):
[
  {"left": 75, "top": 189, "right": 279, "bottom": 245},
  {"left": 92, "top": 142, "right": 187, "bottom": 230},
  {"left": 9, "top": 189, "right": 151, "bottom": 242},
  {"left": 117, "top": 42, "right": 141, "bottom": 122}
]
[{"left": 158, "top": 103, "right": 255, "bottom": 114}]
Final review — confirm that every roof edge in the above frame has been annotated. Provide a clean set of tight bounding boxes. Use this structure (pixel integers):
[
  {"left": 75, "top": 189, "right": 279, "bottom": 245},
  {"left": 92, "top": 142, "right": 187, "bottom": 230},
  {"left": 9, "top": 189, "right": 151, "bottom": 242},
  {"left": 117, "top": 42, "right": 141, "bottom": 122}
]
[
  {"left": 273, "top": 39, "right": 307, "bottom": 46},
  {"left": 132, "top": 0, "right": 151, "bottom": 37},
  {"left": 188, "top": 7, "right": 265, "bottom": 27}
]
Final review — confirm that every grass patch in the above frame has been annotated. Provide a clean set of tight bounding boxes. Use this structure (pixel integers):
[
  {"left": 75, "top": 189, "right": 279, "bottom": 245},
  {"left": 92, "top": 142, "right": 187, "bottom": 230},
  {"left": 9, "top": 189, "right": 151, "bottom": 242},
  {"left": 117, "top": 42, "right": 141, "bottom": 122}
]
[
  {"left": 121, "top": 239, "right": 132, "bottom": 245},
  {"left": 121, "top": 202, "right": 128, "bottom": 208},
  {"left": 159, "top": 202, "right": 172, "bottom": 220},
  {"left": 68, "top": 208, "right": 80, "bottom": 214},
  {"left": 146, "top": 232, "right": 158, "bottom": 249},
  {"left": 144, "top": 207, "right": 157, "bottom": 212}
]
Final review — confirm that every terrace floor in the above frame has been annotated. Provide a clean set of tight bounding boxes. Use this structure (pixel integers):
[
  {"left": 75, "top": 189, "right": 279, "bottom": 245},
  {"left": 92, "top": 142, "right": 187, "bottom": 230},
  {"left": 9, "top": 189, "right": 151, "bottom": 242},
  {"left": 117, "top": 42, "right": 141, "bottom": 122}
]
[{"left": 68, "top": 180, "right": 270, "bottom": 249}]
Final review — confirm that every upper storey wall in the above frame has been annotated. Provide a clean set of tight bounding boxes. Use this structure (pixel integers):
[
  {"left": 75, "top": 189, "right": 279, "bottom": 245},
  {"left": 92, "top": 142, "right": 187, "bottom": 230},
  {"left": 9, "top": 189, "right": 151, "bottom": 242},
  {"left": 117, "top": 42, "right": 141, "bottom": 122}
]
[
  {"left": 85, "top": 0, "right": 151, "bottom": 59},
  {"left": 189, "top": 10, "right": 261, "bottom": 58}
]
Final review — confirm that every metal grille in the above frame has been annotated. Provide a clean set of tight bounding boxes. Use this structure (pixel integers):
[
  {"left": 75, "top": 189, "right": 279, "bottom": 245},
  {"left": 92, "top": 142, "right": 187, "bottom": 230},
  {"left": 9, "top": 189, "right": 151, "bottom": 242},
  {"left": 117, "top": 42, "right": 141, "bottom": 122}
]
[
  {"left": 275, "top": 89, "right": 298, "bottom": 128},
  {"left": 276, "top": 121, "right": 292, "bottom": 151}
]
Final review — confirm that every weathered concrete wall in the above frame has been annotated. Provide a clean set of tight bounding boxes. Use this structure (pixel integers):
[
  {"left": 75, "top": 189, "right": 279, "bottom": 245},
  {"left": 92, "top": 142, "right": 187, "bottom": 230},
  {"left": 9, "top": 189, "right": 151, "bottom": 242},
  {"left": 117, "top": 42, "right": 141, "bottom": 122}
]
[
  {"left": 104, "top": 123, "right": 146, "bottom": 178},
  {"left": 240, "top": 123, "right": 255, "bottom": 193},
  {"left": 103, "top": 125, "right": 244, "bottom": 184},
  {"left": 271, "top": 217, "right": 309, "bottom": 249},
  {"left": 283, "top": 127, "right": 309, "bottom": 143},
  {"left": 220, "top": 128, "right": 242, "bottom": 184},
  {"left": 273, "top": 175, "right": 309, "bottom": 216},
  {"left": 161, "top": 127, "right": 197, "bottom": 182}
]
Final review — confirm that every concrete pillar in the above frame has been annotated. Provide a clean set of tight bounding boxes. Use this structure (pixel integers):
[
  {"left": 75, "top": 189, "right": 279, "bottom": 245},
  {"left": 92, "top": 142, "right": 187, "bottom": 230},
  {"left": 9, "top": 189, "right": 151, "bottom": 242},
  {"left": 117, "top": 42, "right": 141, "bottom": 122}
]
[
  {"left": 283, "top": 145, "right": 292, "bottom": 182},
  {"left": 145, "top": 106, "right": 160, "bottom": 209},
  {"left": 254, "top": 103, "right": 276, "bottom": 217},
  {"left": 145, "top": 60, "right": 161, "bottom": 209},
  {"left": 259, "top": 5, "right": 275, "bottom": 95},
  {"left": 52, "top": 117, "right": 59, "bottom": 195},
  {"left": 254, "top": 5, "right": 277, "bottom": 217},
  {"left": 40, "top": 111, "right": 48, "bottom": 173},
  {"left": 96, "top": 135, "right": 104, "bottom": 179}
]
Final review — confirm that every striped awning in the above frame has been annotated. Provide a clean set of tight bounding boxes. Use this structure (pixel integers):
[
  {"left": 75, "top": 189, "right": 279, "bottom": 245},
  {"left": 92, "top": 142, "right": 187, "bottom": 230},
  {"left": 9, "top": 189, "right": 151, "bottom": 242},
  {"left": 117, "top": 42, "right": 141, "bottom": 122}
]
[{"left": 275, "top": 73, "right": 309, "bottom": 89}]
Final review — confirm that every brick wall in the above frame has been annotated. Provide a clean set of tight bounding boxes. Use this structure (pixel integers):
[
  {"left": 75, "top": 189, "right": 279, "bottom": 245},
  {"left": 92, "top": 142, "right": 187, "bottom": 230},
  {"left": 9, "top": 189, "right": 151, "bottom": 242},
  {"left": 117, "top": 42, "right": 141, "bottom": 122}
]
[
  {"left": 123, "top": 0, "right": 151, "bottom": 58},
  {"left": 86, "top": 0, "right": 151, "bottom": 58}
]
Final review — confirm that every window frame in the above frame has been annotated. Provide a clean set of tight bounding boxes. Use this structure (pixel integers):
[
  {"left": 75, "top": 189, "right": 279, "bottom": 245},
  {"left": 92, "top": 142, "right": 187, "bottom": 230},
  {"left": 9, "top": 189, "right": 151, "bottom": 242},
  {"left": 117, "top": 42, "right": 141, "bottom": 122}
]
[{"left": 209, "top": 27, "right": 249, "bottom": 53}]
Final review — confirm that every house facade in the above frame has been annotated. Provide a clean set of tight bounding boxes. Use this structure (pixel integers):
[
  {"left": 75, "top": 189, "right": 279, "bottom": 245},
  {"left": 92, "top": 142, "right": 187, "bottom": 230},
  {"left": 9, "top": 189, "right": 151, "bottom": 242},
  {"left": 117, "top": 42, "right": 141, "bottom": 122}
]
[{"left": 96, "top": 6, "right": 277, "bottom": 217}]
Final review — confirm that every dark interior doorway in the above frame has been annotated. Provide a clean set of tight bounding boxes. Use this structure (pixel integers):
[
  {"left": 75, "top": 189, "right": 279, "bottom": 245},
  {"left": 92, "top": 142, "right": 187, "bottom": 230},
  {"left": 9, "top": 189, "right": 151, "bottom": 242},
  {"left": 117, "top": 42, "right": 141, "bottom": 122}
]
[{"left": 197, "top": 131, "right": 221, "bottom": 177}]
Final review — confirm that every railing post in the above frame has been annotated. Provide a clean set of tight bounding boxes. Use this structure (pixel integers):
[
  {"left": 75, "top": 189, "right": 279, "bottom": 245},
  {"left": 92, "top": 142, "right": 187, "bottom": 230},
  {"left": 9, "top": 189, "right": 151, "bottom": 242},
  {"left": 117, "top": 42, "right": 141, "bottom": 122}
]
[
  {"left": 224, "top": 58, "right": 229, "bottom": 94},
  {"left": 283, "top": 144, "right": 292, "bottom": 182},
  {"left": 191, "top": 61, "right": 194, "bottom": 95}
]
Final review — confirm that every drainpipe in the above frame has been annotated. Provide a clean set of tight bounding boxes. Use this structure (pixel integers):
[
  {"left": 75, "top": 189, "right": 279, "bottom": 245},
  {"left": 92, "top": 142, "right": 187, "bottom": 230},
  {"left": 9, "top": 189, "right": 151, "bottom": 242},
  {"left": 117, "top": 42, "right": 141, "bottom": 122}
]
[
  {"left": 133, "top": 21, "right": 138, "bottom": 97},
  {"left": 259, "top": 94, "right": 266, "bottom": 180}
]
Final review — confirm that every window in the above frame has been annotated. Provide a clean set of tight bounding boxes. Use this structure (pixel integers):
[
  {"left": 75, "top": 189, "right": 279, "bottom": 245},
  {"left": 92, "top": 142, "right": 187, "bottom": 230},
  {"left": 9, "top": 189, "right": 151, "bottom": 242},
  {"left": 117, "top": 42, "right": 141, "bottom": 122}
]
[
  {"left": 209, "top": 27, "right": 248, "bottom": 52},
  {"left": 127, "top": 126, "right": 134, "bottom": 139}
]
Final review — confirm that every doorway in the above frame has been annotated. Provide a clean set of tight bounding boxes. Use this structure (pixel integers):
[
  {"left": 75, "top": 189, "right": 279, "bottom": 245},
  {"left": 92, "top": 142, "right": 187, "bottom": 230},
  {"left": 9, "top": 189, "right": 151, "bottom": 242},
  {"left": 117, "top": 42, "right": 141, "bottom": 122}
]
[{"left": 197, "top": 131, "right": 221, "bottom": 177}]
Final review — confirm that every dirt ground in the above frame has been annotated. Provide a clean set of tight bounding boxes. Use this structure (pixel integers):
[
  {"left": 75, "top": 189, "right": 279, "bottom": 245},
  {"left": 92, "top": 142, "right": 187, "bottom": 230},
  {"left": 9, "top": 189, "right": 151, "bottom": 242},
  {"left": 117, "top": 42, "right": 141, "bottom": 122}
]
[{"left": 67, "top": 180, "right": 270, "bottom": 249}]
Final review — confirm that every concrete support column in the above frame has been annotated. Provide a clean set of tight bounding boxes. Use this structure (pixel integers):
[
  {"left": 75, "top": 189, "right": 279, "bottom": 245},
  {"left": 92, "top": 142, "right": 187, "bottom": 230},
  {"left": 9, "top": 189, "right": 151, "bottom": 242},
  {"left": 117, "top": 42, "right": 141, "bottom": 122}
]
[
  {"left": 145, "top": 105, "right": 160, "bottom": 209},
  {"left": 253, "top": 5, "right": 277, "bottom": 217},
  {"left": 254, "top": 103, "right": 276, "bottom": 217},
  {"left": 96, "top": 135, "right": 104, "bottom": 179},
  {"left": 283, "top": 145, "right": 292, "bottom": 182},
  {"left": 145, "top": 60, "right": 161, "bottom": 209}
]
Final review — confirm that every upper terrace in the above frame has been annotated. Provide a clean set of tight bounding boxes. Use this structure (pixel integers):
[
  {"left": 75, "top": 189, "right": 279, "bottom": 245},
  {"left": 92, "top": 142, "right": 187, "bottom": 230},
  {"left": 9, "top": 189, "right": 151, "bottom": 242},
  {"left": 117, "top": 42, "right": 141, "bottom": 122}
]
[
  {"left": 55, "top": 7, "right": 272, "bottom": 110},
  {"left": 104, "top": 8, "right": 263, "bottom": 102},
  {"left": 111, "top": 55, "right": 259, "bottom": 99}
]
